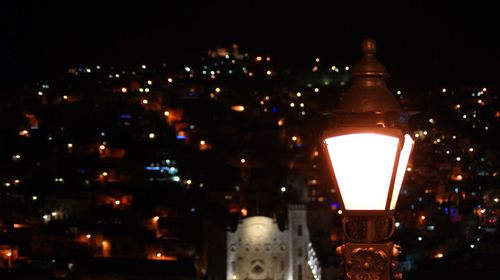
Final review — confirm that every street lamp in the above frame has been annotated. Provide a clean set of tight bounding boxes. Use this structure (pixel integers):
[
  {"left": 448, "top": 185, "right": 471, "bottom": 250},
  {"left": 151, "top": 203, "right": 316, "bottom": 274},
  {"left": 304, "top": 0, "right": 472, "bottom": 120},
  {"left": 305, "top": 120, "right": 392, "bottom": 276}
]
[{"left": 322, "top": 39, "right": 415, "bottom": 280}]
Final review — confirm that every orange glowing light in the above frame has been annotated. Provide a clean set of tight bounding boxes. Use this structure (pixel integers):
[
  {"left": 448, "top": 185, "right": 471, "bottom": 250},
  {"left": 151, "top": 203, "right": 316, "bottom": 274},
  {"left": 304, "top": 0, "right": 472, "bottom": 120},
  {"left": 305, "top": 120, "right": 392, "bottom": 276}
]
[
  {"left": 231, "top": 105, "right": 245, "bottom": 112},
  {"left": 241, "top": 208, "right": 248, "bottom": 217},
  {"left": 19, "top": 130, "right": 30, "bottom": 137},
  {"left": 434, "top": 252, "right": 444, "bottom": 258}
]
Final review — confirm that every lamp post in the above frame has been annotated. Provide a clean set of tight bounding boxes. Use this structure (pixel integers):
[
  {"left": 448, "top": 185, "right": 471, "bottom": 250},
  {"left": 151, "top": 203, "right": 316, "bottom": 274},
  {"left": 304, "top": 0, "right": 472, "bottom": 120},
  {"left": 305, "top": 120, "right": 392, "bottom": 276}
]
[{"left": 322, "top": 39, "right": 415, "bottom": 280}]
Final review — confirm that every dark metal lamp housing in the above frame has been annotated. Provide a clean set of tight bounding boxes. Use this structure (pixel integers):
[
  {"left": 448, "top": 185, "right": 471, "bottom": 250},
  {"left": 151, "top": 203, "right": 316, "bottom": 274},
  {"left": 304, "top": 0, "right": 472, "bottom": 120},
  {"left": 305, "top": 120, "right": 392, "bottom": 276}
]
[{"left": 323, "top": 39, "right": 415, "bottom": 280}]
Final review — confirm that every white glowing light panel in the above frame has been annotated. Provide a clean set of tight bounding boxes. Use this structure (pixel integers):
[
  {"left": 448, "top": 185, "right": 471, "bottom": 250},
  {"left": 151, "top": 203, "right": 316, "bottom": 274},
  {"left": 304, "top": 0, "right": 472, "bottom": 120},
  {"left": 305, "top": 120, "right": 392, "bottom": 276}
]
[
  {"left": 325, "top": 133, "right": 399, "bottom": 210},
  {"left": 390, "top": 134, "right": 414, "bottom": 209}
]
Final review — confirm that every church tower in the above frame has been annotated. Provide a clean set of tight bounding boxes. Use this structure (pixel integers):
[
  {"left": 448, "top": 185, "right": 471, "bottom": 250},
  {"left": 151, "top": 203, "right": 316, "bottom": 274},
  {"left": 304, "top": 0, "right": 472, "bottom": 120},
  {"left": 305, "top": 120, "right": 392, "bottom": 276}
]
[{"left": 288, "top": 204, "right": 311, "bottom": 280}]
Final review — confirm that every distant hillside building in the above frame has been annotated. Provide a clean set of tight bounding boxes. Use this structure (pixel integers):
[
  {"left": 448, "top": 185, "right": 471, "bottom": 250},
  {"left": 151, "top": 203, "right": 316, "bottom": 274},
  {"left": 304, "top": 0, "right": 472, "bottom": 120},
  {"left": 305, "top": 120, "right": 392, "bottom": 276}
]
[
  {"left": 227, "top": 205, "right": 320, "bottom": 280},
  {"left": 208, "top": 44, "right": 244, "bottom": 60}
]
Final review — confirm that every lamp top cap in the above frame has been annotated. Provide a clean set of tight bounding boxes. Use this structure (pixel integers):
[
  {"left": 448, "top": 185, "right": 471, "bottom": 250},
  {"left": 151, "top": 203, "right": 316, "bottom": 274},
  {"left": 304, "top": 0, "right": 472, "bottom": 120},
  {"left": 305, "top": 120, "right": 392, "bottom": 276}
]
[
  {"left": 362, "top": 38, "right": 376, "bottom": 55},
  {"left": 350, "top": 38, "right": 389, "bottom": 78},
  {"left": 337, "top": 38, "right": 403, "bottom": 113}
]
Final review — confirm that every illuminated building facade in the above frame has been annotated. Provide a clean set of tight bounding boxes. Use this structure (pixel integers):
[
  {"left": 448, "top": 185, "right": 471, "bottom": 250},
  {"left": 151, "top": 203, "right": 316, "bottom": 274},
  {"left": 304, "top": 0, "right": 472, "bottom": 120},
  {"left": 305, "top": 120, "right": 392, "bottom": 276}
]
[{"left": 227, "top": 205, "right": 320, "bottom": 280}]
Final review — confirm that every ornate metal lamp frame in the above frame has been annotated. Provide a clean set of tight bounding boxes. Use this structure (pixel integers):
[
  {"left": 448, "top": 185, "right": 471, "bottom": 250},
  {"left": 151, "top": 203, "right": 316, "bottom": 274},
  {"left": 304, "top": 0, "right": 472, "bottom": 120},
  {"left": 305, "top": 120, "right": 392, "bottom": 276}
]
[{"left": 322, "top": 39, "right": 415, "bottom": 280}]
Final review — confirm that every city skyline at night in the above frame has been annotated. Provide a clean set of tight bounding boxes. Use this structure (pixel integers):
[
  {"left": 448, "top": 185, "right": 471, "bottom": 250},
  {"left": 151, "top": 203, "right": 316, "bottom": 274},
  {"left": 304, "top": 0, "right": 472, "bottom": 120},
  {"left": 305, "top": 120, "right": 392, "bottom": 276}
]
[{"left": 0, "top": 2, "right": 499, "bottom": 280}]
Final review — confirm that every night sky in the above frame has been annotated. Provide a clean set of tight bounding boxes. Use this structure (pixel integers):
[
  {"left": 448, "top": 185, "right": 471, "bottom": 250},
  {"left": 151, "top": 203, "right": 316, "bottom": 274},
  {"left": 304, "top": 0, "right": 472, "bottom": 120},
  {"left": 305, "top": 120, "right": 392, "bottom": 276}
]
[{"left": 1, "top": 2, "right": 499, "bottom": 93}]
